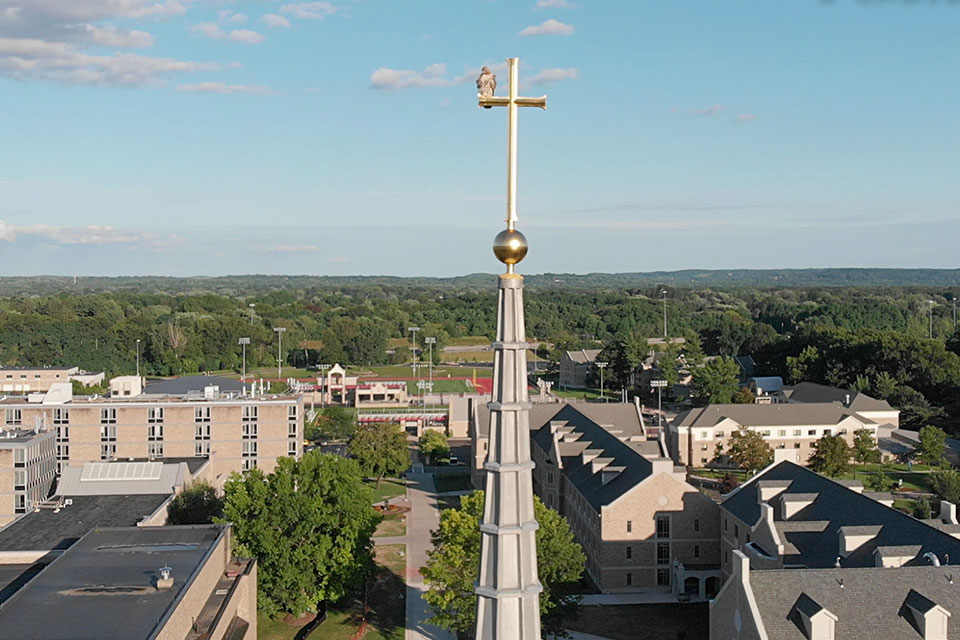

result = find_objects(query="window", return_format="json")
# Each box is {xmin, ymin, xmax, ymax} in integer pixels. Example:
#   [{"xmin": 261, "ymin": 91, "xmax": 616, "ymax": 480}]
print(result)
[
  {"xmin": 626, "ymin": 573, "xmax": 632, "ymax": 587},
  {"xmin": 794, "ymin": 442, "xmax": 802, "ymax": 448},
  {"xmin": 147, "ymin": 407, "xmax": 163, "ymax": 423},
  {"xmin": 147, "ymin": 424, "xmax": 163, "ymax": 440},
  {"xmin": 288, "ymin": 422, "xmax": 298, "ymax": 438},
  {"xmin": 242, "ymin": 440, "xmax": 258, "ymax": 456},
  {"xmin": 53, "ymin": 408, "xmax": 69, "ymax": 425},
  {"xmin": 100, "ymin": 443, "xmax": 116, "ymax": 460},
  {"xmin": 195, "ymin": 423, "xmax": 211, "ymax": 439},
  {"xmin": 14, "ymin": 448, "xmax": 24, "ymax": 466},
  {"xmin": 808, "ymin": 429, "xmax": 817, "ymax": 436},
  {"xmin": 839, "ymin": 428, "xmax": 848, "ymax": 435},
  {"xmin": 760, "ymin": 430, "xmax": 771, "ymax": 437},
  {"xmin": 793, "ymin": 429, "xmax": 802, "ymax": 436},
  {"xmin": 243, "ymin": 406, "xmax": 258, "ymax": 421},
  {"xmin": 288, "ymin": 440, "xmax": 298, "ymax": 456},
  {"xmin": 14, "ymin": 469, "xmax": 25, "ymax": 490},
  {"xmin": 725, "ymin": 551, "xmax": 729, "ymax": 565},
  {"xmin": 547, "ymin": 471, "xmax": 554, "ymax": 484},
  {"xmin": 242, "ymin": 458, "xmax": 257, "ymax": 471},
  {"xmin": 656, "ymin": 516, "xmax": 670, "ymax": 539},
  {"xmin": 734, "ymin": 525, "xmax": 739, "ymax": 538},
  {"xmin": 694, "ymin": 545, "xmax": 701, "ymax": 559},
  {"xmin": 148, "ymin": 441, "xmax": 163, "ymax": 458},
  {"xmin": 195, "ymin": 441, "xmax": 210, "ymax": 457},
  {"xmin": 701, "ymin": 457, "xmax": 708, "ymax": 464},
  {"xmin": 694, "ymin": 518, "xmax": 700, "ymax": 533},
  {"xmin": 778, "ymin": 429, "xmax": 786, "ymax": 437},
  {"xmin": 100, "ymin": 425, "xmax": 117, "ymax": 441},
  {"xmin": 288, "ymin": 405, "xmax": 298, "ymax": 420},
  {"xmin": 700, "ymin": 444, "xmax": 708, "ymax": 451},
  {"xmin": 626, "ymin": 520, "xmax": 632, "ymax": 533},
  {"xmin": 823, "ymin": 429, "xmax": 832, "ymax": 436},
  {"xmin": 242, "ymin": 422, "xmax": 258, "ymax": 439},
  {"xmin": 716, "ymin": 430, "xmax": 724, "ymax": 439},
  {"xmin": 724, "ymin": 518, "xmax": 728, "ymax": 532},
  {"xmin": 657, "ymin": 542, "xmax": 670, "ymax": 565},
  {"xmin": 56, "ymin": 425, "xmax": 69, "ymax": 441},
  {"xmin": 656, "ymin": 569, "xmax": 670, "ymax": 586},
  {"xmin": 100, "ymin": 408, "xmax": 117, "ymax": 424},
  {"xmin": 700, "ymin": 431, "xmax": 709, "ymax": 440},
  {"xmin": 195, "ymin": 406, "xmax": 211, "ymax": 422},
  {"xmin": 5, "ymin": 408, "xmax": 22, "ymax": 426},
  {"xmin": 15, "ymin": 494, "xmax": 26, "ymax": 514},
  {"xmin": 626, "ymin": 546, "xmax": 632, "ymax": 559}
]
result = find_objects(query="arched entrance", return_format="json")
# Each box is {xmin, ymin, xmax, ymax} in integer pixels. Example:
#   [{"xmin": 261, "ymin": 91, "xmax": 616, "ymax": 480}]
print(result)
[{"xmin": 706, "ymin": 576, "xmax": 720, "ymax": 598}]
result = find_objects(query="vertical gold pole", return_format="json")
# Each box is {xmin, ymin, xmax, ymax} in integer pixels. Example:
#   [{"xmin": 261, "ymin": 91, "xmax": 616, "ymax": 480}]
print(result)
[{"xmin": 506, "ymin": 57, "xmax": 518, "ymax": 232}]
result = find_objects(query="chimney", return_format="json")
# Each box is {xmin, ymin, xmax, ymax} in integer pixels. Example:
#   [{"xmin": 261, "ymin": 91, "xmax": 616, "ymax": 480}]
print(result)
[
  {"xmin": 156, "ymin": 566, "xmax": 174, "ymax": 591},
  {"xmin": 942, "ymin": 501, "xmax": 958, "ymax": 525},
  {"xmin": 732, "ymin": 549, "xmax": 751, "ymax": 587}
]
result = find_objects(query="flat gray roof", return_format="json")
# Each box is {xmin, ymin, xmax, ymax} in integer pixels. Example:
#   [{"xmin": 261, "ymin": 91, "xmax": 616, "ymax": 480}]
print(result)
[
  {"xmin": 0, "ymin": 525, "xmax": 226, "ymax": 640},
  {"xmin": 142, "ymin": 375, "xmax": 244, "ymax": 395}
]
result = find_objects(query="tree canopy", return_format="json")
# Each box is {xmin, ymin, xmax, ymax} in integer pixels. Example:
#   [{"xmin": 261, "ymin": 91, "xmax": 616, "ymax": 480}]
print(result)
[
  {"xmin": 726, "ymin": 428, "xmax": 774, "ymax": 472},
  {"xmin": 220, "ymin": 452, "xmax": 378, "ymax": 617},
  {"xmin": 852, "ymin": 428, "xmax": 881, "ymax": 465},
  {"xmin": 690, "ymin": 356, "xmax": 741, "ymax": 405},
  {"xmin": 167, "ymin": 480, "xmax": 223, "ymax": 525},
  {"xmin": 917, "ymin": 425, "xmax": 948, "ymax": 466},
  {"xmin": 807, "ymin": 435, "xmax": 852, "ymax": 477},
  {"xmin": 421, "ymin": 491, "xmax": 585, "ymax": 638},
  {"xmin": 349, "ymin": 422, "xmax": 411, "ymax": 486},
  {"xmin": 419, "ymin": 429, "xmax": 450, "ymax": 466}
]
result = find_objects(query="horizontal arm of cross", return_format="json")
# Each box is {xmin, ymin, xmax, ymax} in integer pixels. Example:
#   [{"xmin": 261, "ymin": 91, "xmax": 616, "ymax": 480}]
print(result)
[{"xmin": 478, "ymin": 96, "xmax": 547, "ymax": 109}]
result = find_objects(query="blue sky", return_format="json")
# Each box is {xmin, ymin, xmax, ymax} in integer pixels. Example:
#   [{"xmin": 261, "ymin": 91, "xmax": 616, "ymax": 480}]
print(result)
[{"xmin": 1, "ymin": 0, "xmax": 959, "ymax": 277}]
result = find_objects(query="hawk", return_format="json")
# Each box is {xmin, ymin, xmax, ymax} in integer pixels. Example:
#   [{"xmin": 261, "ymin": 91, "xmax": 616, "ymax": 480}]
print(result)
[{"xmin": 476, "ymin": 66, "xmax": 496, "ymax": 108}]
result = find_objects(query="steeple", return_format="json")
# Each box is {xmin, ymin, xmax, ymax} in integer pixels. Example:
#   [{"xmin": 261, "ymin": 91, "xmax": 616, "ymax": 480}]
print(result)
[{"xmin": 475, "ymin": 57, "xmax": 545, "ymax": 640}]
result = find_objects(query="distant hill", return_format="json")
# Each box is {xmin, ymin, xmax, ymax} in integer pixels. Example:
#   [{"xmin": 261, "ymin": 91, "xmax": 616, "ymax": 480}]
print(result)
[{"xmin": 0, "ymin": 269, "xmax": 958, "ymax": 296}]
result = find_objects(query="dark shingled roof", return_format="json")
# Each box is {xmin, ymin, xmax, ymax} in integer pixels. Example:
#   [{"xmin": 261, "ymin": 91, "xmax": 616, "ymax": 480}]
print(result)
[
  {"xmin": 751, "ymin": 566, "xmax": 960, "ymax": 639},
  {"xmin": 531, "ymin": 404, "xmax": 656, "ymax": 510},
  {"xmin": 0, "ymin": 525, "xmax": 226, "ymax": 640},
  {"xmin": 0, "ymin": 494, "xmax": 171, "ymax": 552},
  {"xmin": 783, "ymin": 382, "xmax": 895, "ymax": 413},
  {"xmin": 723, "ymin": 461, "xmax": 960, "ymax": 569},
  {"xmin": 673, "ymin": 402, "xmax": 874, "ymax": 428},
  {"xmin": 142, "ymin": 375, "xmax": 243, "ymax": 395}
]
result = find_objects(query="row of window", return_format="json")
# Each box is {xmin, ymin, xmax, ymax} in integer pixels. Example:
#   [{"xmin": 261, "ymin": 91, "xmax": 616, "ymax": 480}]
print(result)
[
  {"xmin": 624, "ymin": 569, "xmax": 671, "ymax": 587},
  {"xmin": 697, "ymin": 427, "xmax": 852, "ymax": 440}
]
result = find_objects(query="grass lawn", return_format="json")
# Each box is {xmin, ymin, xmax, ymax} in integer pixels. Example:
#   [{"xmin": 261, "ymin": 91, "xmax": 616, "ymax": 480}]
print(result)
[
  {"xmin": 406, "ymin": 379, "xmax": 471, "ymax": 395},
  {"xmin": 374, "ymin": 514, "xmax": 407, "ymax": 538},
  {"xmin": 553, "ymin": 388, "xmax": 604, "ymax": 400},
  {"xmin": 566, "ymin": 603, "xmax": 709, "ymax": 640},
  {"xmin": 367, "ymin": 478, "xmax": 407, "ymax": 503},
  {"xmin": 690, "ymin": 468, "xmax": 750, "ymax": 481},
  {"xmin": 841, "ymin": 471, "xmax": 933, "ymax": 493},
  {"xmin": 893, "ymin": 498, "xmax": 918, "ymax": 513},
  {"xmin": 446, "ymin": 336, "xmax": 491, "ymax": 346},
  {"xmin": 433, "ymin": 474, "xmax": 474, "ymax": 493}
]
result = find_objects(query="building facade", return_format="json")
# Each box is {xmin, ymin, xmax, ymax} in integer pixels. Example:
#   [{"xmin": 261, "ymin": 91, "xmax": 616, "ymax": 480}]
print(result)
[
  {"xmin": 0, "ymin": 366, "xmax": 104, "ymax": 393},
  {"xmin": 0, "ymin": 428, "xmax": 56, "ymax": 526},
  {"xmin": 559, "ymin": 349, "xmax": 602, "ymax": 389},
  {"xmin": 669, "ymin": 402, "xmax": 879, "ymax": 468},
  {"xmin": 0, "ymin": 388, "xmax": 303, "ymax": 484}
]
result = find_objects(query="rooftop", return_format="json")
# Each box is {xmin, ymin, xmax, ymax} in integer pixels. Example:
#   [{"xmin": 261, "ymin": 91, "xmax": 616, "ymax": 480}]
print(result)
[
  {"xmin": 750, "ymin": 565, "xmax": 960, "ymax": 639},
  {"xmin": 564, "ymin": 349, "xmax": 602, "ymax": 365},
  {"xmin": 0, "ymin": 428, "xmax": 52, "ymax": 445},
  {"xmin": 723, "ymin": 461, "xmax": 960, "ymax": 569},
  {"xmin": 782, "ymin": 382, "xmax": 896, "ymax": 413},
  {"xmin": 0, "ymin": 366, "xmax": 77, "ymax": 372},
  {"xmin": 0, "ymin": 525, "xmax": 227, "ymax": 640},
  {"xmin": 673, "ymin": 402, "xmax": 876, "ymax": 429},
  {"xmin": 142, "ymin": 375, "xmax": 244, "ymax": 396},
  {"xmin": 57, "ymin": 461, "xmax": 188, "ymax": 496},
  {"xmin": 0, "ymin": 494, "xmax": 171, "ymax": 552}
]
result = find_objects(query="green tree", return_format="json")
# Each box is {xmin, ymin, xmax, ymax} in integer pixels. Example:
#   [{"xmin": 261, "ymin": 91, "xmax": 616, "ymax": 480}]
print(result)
[
  {"xmin": 917, "ymin": 425, "xmax": 948, "ymax": 466},
  {"xmin": 786, "ymin": 345, "xmax": 820, "ymax": 384},
  {"xmin": 349, "ymin": 422, "xmax": 411, "ymax": 486},
  {"xmin": 726, "ymin": 428, "xmax": 773, "ymax": 472},
  {"xmin": 221, "ymin": 452, "xmax": 378, "ymax": 618},
  {"xmin": 690, "ymin": 356, "xmax": 740, "ymax": 405},
  {"xmin": 732, "ymin": 386, "xmax": 755, "ymax": 404},
  {"xmin": 422, "ymin": 491, "xmax": 585, "ymax": 638},
  {"xmin": 930, "ymin": 470, "xmax": 960, "ymax": 503},
  {"xmin": 808, "ymin": 435, "xmax": 851, "ymax": 477},
  {"xmin": 310, "ymin": 406, "xmax": 356, "ymax": 441},
  {"xmin": 167, "ymin": 480, "xmax": 224, "ymax": 525},
  {"xmin": 865, "ymin": 472, "xmax": 896, "ymax": 493},
  {"xmin": 852, "ymin": 428, "xmax": 881, "ymax": 464},
  {"xmin": 419, "ymin": 429, "xmax": 450, "ymax": 465},
  {"xmin": 913, "ymin": 498, "xmax": 933, "ymax": 519}
]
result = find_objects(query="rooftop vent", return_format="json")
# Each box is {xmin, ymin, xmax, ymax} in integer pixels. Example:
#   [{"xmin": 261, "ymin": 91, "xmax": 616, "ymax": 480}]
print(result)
[{"xmin": 156, "ymin": 565, "xmax": 174, "ymax": 591}]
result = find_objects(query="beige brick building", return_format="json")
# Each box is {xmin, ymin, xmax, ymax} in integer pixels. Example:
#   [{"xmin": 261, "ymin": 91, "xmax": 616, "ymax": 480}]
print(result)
[
  {"xmin": 0, "ymin": 384, "xmax": 303, "ymax": 485},
  {"xmin": 473, "ymin": 401, "xmax": 721, "ymax": 598},
  {"xmin": 669, "ymin": 402, "xmax": 881, "ymax": 469},
  {"xmin": 0, "ymin": 428, "xmax": 56, "ymax": 526},
  {"xmin": 0, "ymin": 366, "xmax": 104, "ymax": 393}
]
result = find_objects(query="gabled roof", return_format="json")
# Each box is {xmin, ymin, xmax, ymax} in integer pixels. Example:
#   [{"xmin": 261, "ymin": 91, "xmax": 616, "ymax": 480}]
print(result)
[
  {"xmin": 564, "ymin": 349, "xmax": 602, "ymax": 365},
  {"xmin": 751, "ymin": 566, "xmax": 960, "ymax": 639},
  {"xmin": 530, "ymin": 404, "xmax": 658, "ymax": 510},
  {"xmin": 723, "ymin": 461, "xmax": 960, "ymax": 569},
  {"xmin": 673, "ymin": 402, "xmax": 876, "ymax": 429},
  {"xmin": 783, "ymin": 382, "xmax": 896, "ymax": 413}
]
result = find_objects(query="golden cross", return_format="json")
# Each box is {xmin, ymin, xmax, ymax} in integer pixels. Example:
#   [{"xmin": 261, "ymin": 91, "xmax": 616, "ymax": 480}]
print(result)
[{"xmin": 478, "ymin": 57, "xmax": 546, "ymax": 231}]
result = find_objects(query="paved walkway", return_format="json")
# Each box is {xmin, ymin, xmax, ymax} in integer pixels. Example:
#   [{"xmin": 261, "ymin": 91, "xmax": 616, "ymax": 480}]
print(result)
[{"xmin": 374, "ymin": 464, "xmax": 452, "ymax": 640}]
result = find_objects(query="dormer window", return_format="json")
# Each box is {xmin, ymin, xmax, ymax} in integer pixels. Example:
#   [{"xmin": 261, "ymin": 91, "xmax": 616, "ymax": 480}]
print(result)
[
  {"xmin": 792, "ymin": 593, "xmax": 837, "ymax": 640},
  {"xmin": 903, "ymin": 589, "xmax": 951, "ymax": 640}
]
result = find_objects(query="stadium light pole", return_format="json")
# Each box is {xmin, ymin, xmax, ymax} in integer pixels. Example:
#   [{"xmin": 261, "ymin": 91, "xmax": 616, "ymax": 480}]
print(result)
[
  {"xmin": 407, "ymin": 326, "xmax": 421, "ymax": 399},
  {"xmin": 274, "ymin": 327, "xmax": 286, "ymax": 380},
  {"xmin": 425, "ymin": 337, "xmax": 436, "ymax": 404},
  {"xmin": 596, "ymin": 361, "xmax": 608, "ymax": 403},
  {"xmin": 249, "ymin": 303, "xmax": 255, "ymax": 326},
  {"xmin": 662, "ymin": 290, "xmax": 668, "ymax": 339},
  {"xmin": 136, "ymin": 339, "xmax": 141, "ymax": 378},
  {"xmin": 651, "ymin": 379, "xmax": 668, "ymax": 429},
  {"xmin": 239, "ymin": 338, "xmax": 250, "ymax": 394}
]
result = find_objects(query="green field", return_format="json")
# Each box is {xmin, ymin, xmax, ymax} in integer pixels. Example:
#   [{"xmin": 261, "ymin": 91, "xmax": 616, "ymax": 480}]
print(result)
[
  {"xmin": 374, "ymin": 514, "xmax": 407, "ymax": 538},
  {"xmin": 446, "ymin": 336, "xmax": 491, "ymax": 346},
  {"xmin": 367, "ymin": 478, "xmax": 407, "ymax": 503}
]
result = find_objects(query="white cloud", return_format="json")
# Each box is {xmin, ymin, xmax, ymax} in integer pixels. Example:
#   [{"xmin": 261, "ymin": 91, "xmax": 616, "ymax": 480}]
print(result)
[
  {"xmin": 0, "ymin": 36, "xmax": 216, "ymax": 85},
  {"xmin": 519, "ymin": 18, "xmax": 573, "ymax": 36},
  {"xmin": 692, "ymin": 105, "xmax": 723, "ymax": 116},
  {"xmin": 736, "ymin": 113, "xmax": 757, "ymax": 122},
  {"xmin": 0, "ymin": 218, "xmax": 179, "ymax": 246},
  {"xmin": 217, "ymin": 10, "xmax": 248, "ymax": 24},
  {"xmin": 261, "ymin": 244, "xmax": 322, "ymax": 254},
  {"xmin": 527, "ymin": 66, "xmax": 577, "ymax": 85},
  {"xmin": 260, "ymin": 13, "xmax": 290, "ymax": 28},
  {"xmin": 177, "ymin": 81, "xmax": 270, "ymax": 94},
  {"xmin": 535, "ymin": 0, "xmax": 576, "ymax": 7},
  {"xmin": 83, "ymin": 24, "xmax": 154, "ymax": 48},
  {"xmin": 190, "ymin": 21, "xmax": 222, "ymax": 39},
  {"xmin": 370, "ymin": 63, "xmax": 448, "ymax": 90},
  {"xmin": 228, "ymin": 29, "xmax": 264, "ymax": 44},
  {"xmin": 279, "ymin": 2, "xmax": 338, "ymax": 19}
]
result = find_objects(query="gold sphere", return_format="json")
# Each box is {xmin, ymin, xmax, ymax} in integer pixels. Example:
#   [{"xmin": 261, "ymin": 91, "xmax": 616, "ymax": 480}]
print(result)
[{"xmin": 492, "ymin": 228, "xmax": 528, "ymax": 265}]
